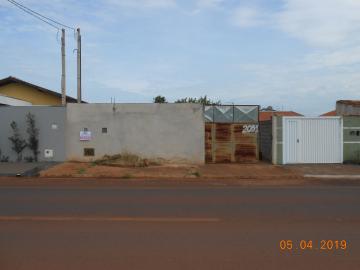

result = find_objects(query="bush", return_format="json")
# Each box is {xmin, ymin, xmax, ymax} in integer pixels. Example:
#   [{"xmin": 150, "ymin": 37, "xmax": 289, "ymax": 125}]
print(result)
[
  {"xmin": 175, "ymin": 95, "xmax": 221, "ymax": 105},
  {"xmin": 0, "ymin": 149, "xmax": 9, "ymax": 162},
  {"xmin": 26, "ymin": 113, "xmax": 40, "ymax": 162},
  {"xmin": 8, "ymin": 121, "xmax": 27, "ymax": 162},
  {"xmin": 153, "ymin": 95, "xmax": 167, "ymax": 103}
]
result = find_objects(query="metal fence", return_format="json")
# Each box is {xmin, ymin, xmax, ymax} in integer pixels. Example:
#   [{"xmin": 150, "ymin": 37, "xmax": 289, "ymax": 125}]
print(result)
[{"xmin": 204, "ymin": 105, "xmax": 259, "ymax": 123}]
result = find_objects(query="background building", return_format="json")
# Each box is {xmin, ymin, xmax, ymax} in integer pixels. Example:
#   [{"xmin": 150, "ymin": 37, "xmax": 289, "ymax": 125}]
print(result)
[{"xmin": 0, "ymin": 76, "xmax": 81, "ymax": 106}]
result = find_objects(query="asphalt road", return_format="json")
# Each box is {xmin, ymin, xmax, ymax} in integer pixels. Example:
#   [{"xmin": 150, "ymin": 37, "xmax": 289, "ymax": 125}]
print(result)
[{"xmin": 0, "ymin": 181, "xmax": 359, "ymax": 269}]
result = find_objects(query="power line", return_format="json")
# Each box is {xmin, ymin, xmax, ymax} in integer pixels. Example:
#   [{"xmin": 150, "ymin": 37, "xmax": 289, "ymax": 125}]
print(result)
[
  {"xmin": 6, "ymin": 0, "xmax": 75, "ymax": 31},
  {"xmin": 6, "ymin": 0, "xmax": 59, "ymax": 30}
]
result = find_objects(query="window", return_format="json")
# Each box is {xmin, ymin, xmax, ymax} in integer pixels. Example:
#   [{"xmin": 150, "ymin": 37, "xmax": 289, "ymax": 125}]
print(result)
[
  {"xmin": 350, "ymin": 130, "xmax": 360, "ymax": 136},
  {"xmin": 84, "ymin": 148, "xmax": 95, "ymax": 156},
  {"xmin": 102, "ymin": 127, "xmax": 108, "ymax": 134},
  {"xmin": 83, "ymin": 128, "xmax": 88, "ymax": 132}
]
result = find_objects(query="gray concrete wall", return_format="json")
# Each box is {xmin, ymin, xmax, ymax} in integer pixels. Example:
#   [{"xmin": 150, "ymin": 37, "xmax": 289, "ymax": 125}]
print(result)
[
  {"xmin": 66, "ymin": 103, "xmax": 205, "ymax": 163},
  {"xmin": 343, "ymin": 116, "xmax": 360, "ymax": 163},
  {"xmin": 0, "ymin": 106, "xmax": 66, "ymax": 162},
  {"xmin": 259, "ymin": 120, "xmax": 272, "ymax": 162},
  {"xmin": 272, "ymin": 116, "xmax": 283, "ymax": 165}
]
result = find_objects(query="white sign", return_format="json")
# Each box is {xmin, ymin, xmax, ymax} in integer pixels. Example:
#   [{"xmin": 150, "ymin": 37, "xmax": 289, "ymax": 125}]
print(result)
[
  {"xmin": 80, "ymin": 131, "xmax": 92, "ymax": 141},
  {"xmin": 242, "ymin": 124, "xmax": 259, "ymax": 134},
  {"xmin": 44, "ymin": 149, "xmax": 54, "ymax": 158}
]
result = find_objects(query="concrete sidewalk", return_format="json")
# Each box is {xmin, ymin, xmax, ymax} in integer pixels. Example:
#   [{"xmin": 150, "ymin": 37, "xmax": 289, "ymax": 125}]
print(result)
[{"xmin": 0, "ymin": 162, "xmax": 58, "ymax": 176}]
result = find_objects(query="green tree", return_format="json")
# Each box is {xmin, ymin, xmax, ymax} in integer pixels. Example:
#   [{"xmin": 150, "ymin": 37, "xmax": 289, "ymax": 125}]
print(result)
[
  {"xmin": 8, "ymin": 121, "xmax": 27, "ymax": 162},
  {"xmin": 260, "ymin": 106, "xmax": 275, "ymax": 111},
  {"xmin": 153, "ymin": 95, "xmax": 167, "ymax": 103},
  {"xmin": 26, "ymin": 113, "xmax": 40, "ymax": 162},
  {"xmin": 175, "ymin": 95, "xmax": 221, "ymax": 105}
]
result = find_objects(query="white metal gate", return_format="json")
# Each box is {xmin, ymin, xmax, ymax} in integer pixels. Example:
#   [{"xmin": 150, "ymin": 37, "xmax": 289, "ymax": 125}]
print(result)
[{"xmin": 283, "ymin": 117, "xmax": 343, "ymax": 164}]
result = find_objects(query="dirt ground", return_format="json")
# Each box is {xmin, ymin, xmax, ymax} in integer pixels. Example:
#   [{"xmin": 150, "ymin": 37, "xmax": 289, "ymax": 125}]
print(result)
[{"xmin": 39, "ymin": 162, "xmax": 360, "ymax": 180}]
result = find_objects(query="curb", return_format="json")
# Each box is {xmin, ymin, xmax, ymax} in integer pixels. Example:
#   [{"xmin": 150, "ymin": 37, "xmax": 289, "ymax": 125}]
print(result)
[{"xmin": 304, "ymin": 174, "xmax": 360, "ymax": 179}]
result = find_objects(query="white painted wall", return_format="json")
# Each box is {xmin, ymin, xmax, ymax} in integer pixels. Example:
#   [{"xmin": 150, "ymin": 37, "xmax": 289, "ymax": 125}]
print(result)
[{"xmin": 0, "ymin": 94, "xmax": 32, "ymax": 106}]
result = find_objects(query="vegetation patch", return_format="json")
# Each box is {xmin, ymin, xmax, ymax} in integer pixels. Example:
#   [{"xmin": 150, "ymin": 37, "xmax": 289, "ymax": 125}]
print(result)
[
  {"xmin": 89, "ymin": 162, "xmax": 97, "ymax": 167},
  {"xmin": 0, "ymin": 149, "xmax": 9, "ymax": 162},
  {"xmin": 8, "ymin": 121, "xmax": 27, "ymax": 162},
  {"xmin": 94, "ymin": 153, "xmax": 163, "ymax": 168},
  {"xmin": 77, "ymin": 168, "xmax": 86, "ymax": 175}
]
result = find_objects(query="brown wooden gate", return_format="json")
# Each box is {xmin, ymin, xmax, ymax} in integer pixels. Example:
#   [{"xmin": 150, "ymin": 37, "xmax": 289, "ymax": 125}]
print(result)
[{"xmin": 205, "ymin": 123, "xmax": 258, "ymax": 163}]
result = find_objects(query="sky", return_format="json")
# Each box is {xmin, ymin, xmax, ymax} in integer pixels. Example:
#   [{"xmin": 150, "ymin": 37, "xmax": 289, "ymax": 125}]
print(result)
[{"xmin": 1, "ymin": 0, "xmax": 360, "ymax": 115}]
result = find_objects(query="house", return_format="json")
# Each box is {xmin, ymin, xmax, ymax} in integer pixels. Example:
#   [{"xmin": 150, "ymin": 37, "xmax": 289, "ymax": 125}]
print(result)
[
  {"xmin": 259, "ymin": 110, "xmax": 303, "ymax": 122},
  {"xmin": 320, "ymin": 110, "xmax": 336, "ymax": 117},
  {"xmin": 336, "ymin": 100, "xmax": 360, "ymax": 116},
  {"xmin": 0, "ymin": 76, "xmax": 82, "ymax": 106},
  {"xmin": 320, "ymin": 100, "xmax": 360, "ymax": 117}
]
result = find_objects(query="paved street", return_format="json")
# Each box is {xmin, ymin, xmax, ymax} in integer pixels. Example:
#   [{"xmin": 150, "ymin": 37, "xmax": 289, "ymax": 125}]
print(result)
[{"xmin": 0, "ymin": 180, "xmax": 359, "ymax": 269}]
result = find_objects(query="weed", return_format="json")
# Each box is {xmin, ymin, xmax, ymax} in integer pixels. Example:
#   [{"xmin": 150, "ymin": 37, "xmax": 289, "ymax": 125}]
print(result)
[
  {"xmin": 94, "ymin": 153, "xmax": 162, "ymax": 167},
  {"xmin": 77, "ymin": 168, "xmax": 86, "ymax": 174},
  {"xmin": 89, "ymin": 162, "xmax": 97, "ymax": 167}
]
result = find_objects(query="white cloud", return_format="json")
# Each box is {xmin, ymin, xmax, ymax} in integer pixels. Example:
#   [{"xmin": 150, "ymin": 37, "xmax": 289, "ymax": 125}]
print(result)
[
  {"xmin": 229, "ymin": 0, "xmax": 360, "ymax": 48},
  {"xmin": 304, "ymin": 47, "xmax": 360, "ymax": 69},
  {"xmin": 185, "ymin": 0, "xmax": 224, "ymax": 15},
  {"xmin": 106, "ymin": 0, "xmax": 177, "ymax": 9},
  {"xmin": 230, "ymin": 6, "xmax": 266, "ymax": 28},
  {"xmin": 196, "ymin": 0, "xmax": 224, "ymax": 8},
  {"xmin": 226, "ymin": 62, "xmax": 360, "ymax": 115},
  {"xmin": 277, "ymin": 0, "xmax": 360, "ymax": 47}
]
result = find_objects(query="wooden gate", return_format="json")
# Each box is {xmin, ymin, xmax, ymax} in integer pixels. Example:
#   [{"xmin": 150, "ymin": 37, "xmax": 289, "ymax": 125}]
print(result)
[{"xmin": 205, "ymin": 123, "xmax": 258, "ymax": 163}]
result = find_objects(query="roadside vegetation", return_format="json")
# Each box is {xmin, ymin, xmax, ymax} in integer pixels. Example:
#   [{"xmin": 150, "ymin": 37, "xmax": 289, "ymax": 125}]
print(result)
[
  {"xmin": 26, "ymin": 113, "xmax": 40, "ymax": 162},
  {"xmin": 5, "ymin": 113, "xmax": 40, "ymax": 162},
  {"xmin": 153, "ymin": 95, "xmax": 221, "ymax": 105},
  {"xmin": 0, "ymin": 149, "xmax": 9, "ymax": 162},
  {"xmin": 93, "ymin": 153, "xmax": 163, "ymax": 167},
  {"xmin": 8, "ymin": 121, "xmax": 27, "ymax": 162},
  {"xmin": 77, "ymin": 168, "xmax": 86, "ymax": 175}
]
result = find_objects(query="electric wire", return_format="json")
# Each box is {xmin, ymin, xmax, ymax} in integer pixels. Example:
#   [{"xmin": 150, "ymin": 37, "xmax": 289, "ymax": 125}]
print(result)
[
  {"xmin": 6, "ymin": 0, "xmax": 59, "ymax": 30},
  {"xmin": 6, "ymin": 0, "xmax": 75, "ymax": 31}
]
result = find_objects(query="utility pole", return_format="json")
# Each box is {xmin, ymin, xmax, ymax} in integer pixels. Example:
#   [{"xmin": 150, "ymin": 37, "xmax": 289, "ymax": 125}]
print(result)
[
  {"xmin": 77, "ymin": 28, "xmax": 82, "ymax": 103},
  {"xmin": 61, "ymin": 28, "xmax": 66, "ymax": 106}
]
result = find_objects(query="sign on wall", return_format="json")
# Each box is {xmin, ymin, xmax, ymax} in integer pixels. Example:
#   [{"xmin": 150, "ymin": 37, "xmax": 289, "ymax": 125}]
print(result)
[
  {"xmin": 242, "ymin": 124, "xmax": 259, "ymax": 134},
  {"xmin": 80, "ymin": 131, "xmax": 91, "ymax": 141}
]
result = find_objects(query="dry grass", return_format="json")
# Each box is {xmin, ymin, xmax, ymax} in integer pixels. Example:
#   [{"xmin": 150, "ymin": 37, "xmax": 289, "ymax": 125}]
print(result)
[{"xmin": 93, "ymin": 153, "xmax": 164, "ymax": 168}]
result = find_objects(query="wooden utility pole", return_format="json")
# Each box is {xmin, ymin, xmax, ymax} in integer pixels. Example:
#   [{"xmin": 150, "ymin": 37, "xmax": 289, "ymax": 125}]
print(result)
[
  {"xmin": 61, "ymin": 28, "xmax": 66, "ymax": 106},
  {"xmin": 77, "ymin": 28, "xmax": 82, "ymax": 103}
]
